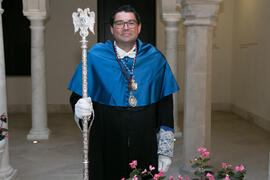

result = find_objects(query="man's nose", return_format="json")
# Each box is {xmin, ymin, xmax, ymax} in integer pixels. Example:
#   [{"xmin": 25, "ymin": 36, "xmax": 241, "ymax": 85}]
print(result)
[{"xmin": 123, "ymin": 23, "xmax": 129, "ymax": 29}]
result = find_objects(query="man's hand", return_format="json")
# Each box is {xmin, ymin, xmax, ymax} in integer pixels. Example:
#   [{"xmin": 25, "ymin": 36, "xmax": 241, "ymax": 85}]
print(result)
[
  {"xmin": 158, "ymin": 154, "xmax": 172, "ymax": 172},
  {"xmin": 75, "ymin": 97, "xmax": 93, "ymax": 119}
]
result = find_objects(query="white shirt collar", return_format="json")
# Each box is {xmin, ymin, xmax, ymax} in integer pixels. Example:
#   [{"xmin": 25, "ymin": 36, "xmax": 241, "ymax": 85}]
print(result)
[{"xmin": 114, "ymin": 41, "xmax": 136, "ymax": 59}]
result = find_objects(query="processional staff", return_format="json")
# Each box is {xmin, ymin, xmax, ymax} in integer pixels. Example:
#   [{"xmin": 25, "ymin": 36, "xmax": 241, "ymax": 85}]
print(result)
[{"xmin": 72, "ymin": 8, "xmax": 95, "ymax": 180}]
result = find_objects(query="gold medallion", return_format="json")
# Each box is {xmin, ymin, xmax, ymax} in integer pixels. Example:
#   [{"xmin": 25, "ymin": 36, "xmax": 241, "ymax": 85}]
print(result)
[
  {"xmin": 130, "ymin": 79, "xmax": 138, "ymax": 91},
  {"xmin": 129, "ymin": 92, "xmax": 137, "ymax": 107}
]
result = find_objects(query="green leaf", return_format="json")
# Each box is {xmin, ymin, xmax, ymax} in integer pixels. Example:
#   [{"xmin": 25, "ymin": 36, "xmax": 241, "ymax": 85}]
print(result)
[
  {"xmin": 203, "ymin": 165, "xmax": 213, "ymax": 170},
  {"xmin": 191, "ymin": 163, "xmax": 200, "ymax": 168},
  {"xmin": 216, "ymin": 170, "xmax": 226, "ymax": 176},
  {"xmin": 194, "ymin": 171, "xmax": 204, "ymax": 177},
  {"xmin": 204, "ymin": 170, "xmax": 213, "ymax": 175},
  {"xmin": 202, "ymin": 158, "xmax": 210, "ymax": 163},
  {"xmin": 129, "ymin": 169, "xmax": 141, "ymax": 178},
  {"xmin": 233, "ymin": 171, "xmax": 245, "ymax": 178},
  {"xmin": 159, "ymin": 176, "xmax": 166, "ymax": 180}
]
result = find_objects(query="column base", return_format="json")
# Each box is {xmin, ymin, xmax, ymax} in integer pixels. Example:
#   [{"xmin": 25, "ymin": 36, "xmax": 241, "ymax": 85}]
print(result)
[
  {"xmin": 0, "ymin": 167, "xmax": 18, "ymax": 180},
  {"xmin": 27, "ymin": 128, "xmax": 51, "ymax": 140}
]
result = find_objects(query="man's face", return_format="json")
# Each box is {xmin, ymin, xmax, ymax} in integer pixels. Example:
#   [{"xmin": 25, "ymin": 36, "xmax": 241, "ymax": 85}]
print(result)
[{"xmin": 110, "ymin": 11, "xmax": 141, "ymax": 44}]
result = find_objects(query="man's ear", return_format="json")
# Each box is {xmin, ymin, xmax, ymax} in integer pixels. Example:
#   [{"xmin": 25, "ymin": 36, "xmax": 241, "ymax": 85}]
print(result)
[
  {"xmin": 138, "ymin": 23, "xmax": 142, "ymax": 34},
  {"xmin": 110, "ymin": 26, "xmax": 114, "ymax": 35}
]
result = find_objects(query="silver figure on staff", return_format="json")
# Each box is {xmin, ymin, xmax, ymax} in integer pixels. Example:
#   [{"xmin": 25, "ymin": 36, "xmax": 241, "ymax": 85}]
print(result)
[{"xmin": 72, "ymin": 8, "xmax": 95, "ymax": 180}]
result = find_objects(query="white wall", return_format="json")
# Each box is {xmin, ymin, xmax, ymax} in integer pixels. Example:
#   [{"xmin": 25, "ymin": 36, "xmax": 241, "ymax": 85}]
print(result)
[
  {"xmin": 232, "ymin": 0, "xmax": 270, "ymax": 123},
  {"xmin": 6, "ymin": 77, "xmax": 31, "ymax": 105},
  {"xmin": 212, "ymin": 0, "xmax": 234, "ymax": 110}
]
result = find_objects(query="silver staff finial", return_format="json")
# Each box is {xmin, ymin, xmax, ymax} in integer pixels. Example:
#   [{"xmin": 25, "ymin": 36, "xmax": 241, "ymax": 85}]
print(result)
[{"xmin": 72, "ymin": 8, "xmax": 95, "ymax": 38}]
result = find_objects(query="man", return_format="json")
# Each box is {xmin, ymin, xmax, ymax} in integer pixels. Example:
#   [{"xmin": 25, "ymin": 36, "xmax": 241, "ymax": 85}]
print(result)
[{"xmin": 68, "ymin": 5, "xmax": 179, "ymax": 180}]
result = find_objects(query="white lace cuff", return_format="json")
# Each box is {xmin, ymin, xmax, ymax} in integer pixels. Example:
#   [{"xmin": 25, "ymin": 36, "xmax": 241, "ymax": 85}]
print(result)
[{"xmin": 157, "ymin": 128, "xmax": 174, "ymax": 157}]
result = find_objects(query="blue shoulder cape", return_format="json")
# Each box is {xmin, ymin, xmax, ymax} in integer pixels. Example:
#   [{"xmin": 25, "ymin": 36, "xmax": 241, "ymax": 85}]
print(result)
[{"xmin": 68, "ymin": 40, "xmax": 179, "ymax": 107}]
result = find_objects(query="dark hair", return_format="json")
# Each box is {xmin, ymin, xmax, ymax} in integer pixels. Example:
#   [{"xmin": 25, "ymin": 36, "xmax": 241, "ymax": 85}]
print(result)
[{"xmin": 110, "ymin": 5, "xmax": 141, "ymax": 27}]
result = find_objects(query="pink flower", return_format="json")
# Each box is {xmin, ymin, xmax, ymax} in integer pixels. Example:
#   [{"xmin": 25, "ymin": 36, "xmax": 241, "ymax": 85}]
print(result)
[
  {"xmin": 184, "ymin": 177, "xmax": 189, "ymax": 180},
  {"xmin": 225, "ymin": 175, "xmax": 230, "ymax": 180},
  {"xmin": 158, "ymin": 170, "xmax": 164, "ymax": 176},
  {"xmin": 235, "ymin": 164, "xmax": 245, "ymax": 172},
  {"xmin": 133, "ymin": 175, "xmax": 138, "ymax": 180},
  {"xmin": 206, "ymin": 173, "xmax": 215, "ymax": 180},
  {"xmin": 149, "ymin": 165, "xmax": 155, "ymax": 171},
  {"xmin": 153, "ymin": 174, "xmax": 161, "ymax": 180},
  {"xmin": 222, "ymin": 162, "xmax": 227, "ymax": 169},
  {"xmin": 121, "ymin": 178, "xmax": 125, "ymax": 180},
  {"xmin": 200, "ymin": 151, "xmax": 210, "ymax": 159},
  {"xmin": 198, "ymin": 147, "xmax": 207, "ymax": 153},
  {"xmin": 141, "ymin": 169, "xmax": 147, "ymax": 175},
  {"xmin": 222, "ymin": 163, "xmax": 232, "ymax": 169},
  {"xmin": 204, "ymin": 151, "xmax": 210, "ymax": 158},
  {"xmin": 169, "ymin": 176, "xmax": 174, "ymax": 180},
  {"xmin": 153, "ymin": 170, "xmax": 165, "ymax": 180},
  {"xmin": 177, "ymin": 175, "xmax": 183, "ymax": 180},
  {"xmin": 129, "ymin": 160, "xmax": 137, "ymax": 169},
  {"xmin": 198, "ymin": 147, "xmax": 210, "ymax": 158}
]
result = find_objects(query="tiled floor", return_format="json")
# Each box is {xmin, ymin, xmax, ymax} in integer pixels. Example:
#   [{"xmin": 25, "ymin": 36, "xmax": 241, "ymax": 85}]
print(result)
[{"xmin": 8, "ymin": 112, "xmax": 270, "ymax": 180}]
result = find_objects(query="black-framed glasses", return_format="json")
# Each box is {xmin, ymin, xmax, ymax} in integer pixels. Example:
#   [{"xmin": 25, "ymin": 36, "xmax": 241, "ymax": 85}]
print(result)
[{"xmin": 113, "ymin": 20, "xmax": 138, "ymax": 29}]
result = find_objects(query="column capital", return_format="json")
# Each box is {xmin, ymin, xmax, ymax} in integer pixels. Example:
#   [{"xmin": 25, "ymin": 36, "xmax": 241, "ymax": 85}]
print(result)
[
  {"xmin": 162, "ymin": 13, "xmax": 181, "ymax": 22},
  {"xmin": 181, "ymin": 0, "xmax": 222, "ymax": 26},
  {"xmin": 23, "ymin": 0, "xmax": 49, "ymax": 20},
  {"xmin": 160, "ymin": 0, "xmax": 181, "ymax": 22}
]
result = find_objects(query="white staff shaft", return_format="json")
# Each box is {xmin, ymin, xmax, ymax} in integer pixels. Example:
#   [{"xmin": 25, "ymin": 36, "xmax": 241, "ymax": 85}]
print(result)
[{"xmin": 81, "ymin": 37, "xmax": 89, "ymax": 180}]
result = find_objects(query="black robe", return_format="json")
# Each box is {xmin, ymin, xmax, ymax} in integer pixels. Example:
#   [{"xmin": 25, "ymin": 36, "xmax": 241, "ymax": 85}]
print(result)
[{"xmin": 70, "ymin": 92, "xmax": 174, "ymax": 180}]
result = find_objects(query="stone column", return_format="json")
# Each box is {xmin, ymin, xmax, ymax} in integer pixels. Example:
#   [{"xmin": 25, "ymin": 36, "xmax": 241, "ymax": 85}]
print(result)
[
  {"xmin": 181, "ymin": 0, "xmax": 222, "ymax": 171},
  {"xmin": 28, "ymin": 17, "xmax": 50, "ymax": 140},
  {"xmin": 23, "ymin": 0, "xmax": 50, "ymax": 140},
  {"xmin": 0, "ymin": 0, "xmax": 17, "ymax": 179},
  {"xmin": 162, "ymin": 13, "xmax": 182, "ymax": 137}
]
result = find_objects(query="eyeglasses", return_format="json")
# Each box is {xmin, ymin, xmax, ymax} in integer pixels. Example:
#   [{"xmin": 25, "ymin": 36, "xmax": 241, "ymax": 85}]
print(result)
[{"xmin": 113, "ymin": 20, "xmax": 138, "ymax": 29}]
